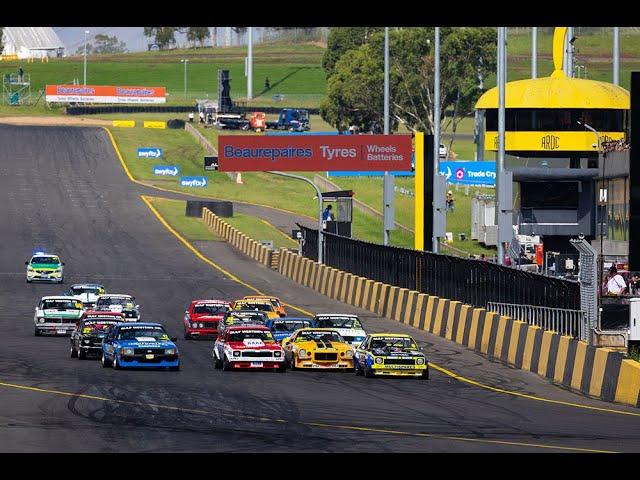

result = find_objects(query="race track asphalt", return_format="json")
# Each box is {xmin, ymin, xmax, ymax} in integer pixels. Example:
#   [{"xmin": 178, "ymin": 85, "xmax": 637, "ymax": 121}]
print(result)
[{"xmin": 1, "ymin": 124, "xmax": 640, "ymax": 453}]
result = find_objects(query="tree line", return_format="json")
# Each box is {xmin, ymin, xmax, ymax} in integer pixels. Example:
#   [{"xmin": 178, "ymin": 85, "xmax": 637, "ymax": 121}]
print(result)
[{"xmin": 319, "ymin": 27, "xmax": 497, "ymax": 137}]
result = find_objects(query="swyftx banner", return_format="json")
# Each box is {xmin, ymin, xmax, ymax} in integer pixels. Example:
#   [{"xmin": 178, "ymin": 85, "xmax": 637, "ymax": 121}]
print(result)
[
  {"xmin": 153, "ymin": 165, "xmax": 180, "ymax": 176},
  {"xmin": 218, "ymin": 135, "xmax": 412, "ymax": 172},
  {"xmin": 180, "ymin": 176, "xmax": 208, "ymax": 187},
  {"xmin": 138, "ymin": 147, "xmax": 163, "ymax": 158}
]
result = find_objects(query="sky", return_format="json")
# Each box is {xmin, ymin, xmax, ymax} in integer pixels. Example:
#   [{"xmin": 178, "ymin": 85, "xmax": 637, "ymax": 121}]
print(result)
[{"xmin": 53, "ymin": 27, "xmax": 189, "ymax": 53}]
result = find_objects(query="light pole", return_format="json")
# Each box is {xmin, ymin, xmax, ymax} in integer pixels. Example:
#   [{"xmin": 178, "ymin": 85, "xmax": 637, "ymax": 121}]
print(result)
[
  {"xmin": 247, "ymin": 27, "xmax": 253, "ymax": 100},
  {"xmin": 181, "ymin": 59, "xmax": 189, "ymax": 99},
  {"xmin": 83, "ymin": 30, "xmax": 90, "ymax": 86},
  {"xmin": 383, "ymin": 26, "xmax": 393, "ymax": 246},
  {"xmin": 267, "ymin": 171, "xmax": 324, "ymax": 264},
  {"xmin": 613, "ymin": 27, "xmax": 620, "ymax": 85},
  {"xmin": 578, "ymin": 120, "xmax": 605, "ymax": 316},
  {"xmin": 433, "ymin": 26, "xmax": 441, "ymax": 253},
  {"xmin": 532, "ymin": 27, "xmax": 537, "ymax": 79}
]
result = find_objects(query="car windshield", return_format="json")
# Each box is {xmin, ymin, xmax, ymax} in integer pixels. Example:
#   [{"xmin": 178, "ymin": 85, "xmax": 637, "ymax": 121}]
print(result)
[
  {"xmin": 370, "ymin": 337, "xmax": 418, "ymax": 350},
  {"xmin": 236, "ymin": 302, "xmax": 273, "ymax": 312},
  {"xmin": 296, "ymin": 331, "xmax": 344, "ymax": 343},
  {"xmin": 42, "ymin": 299, "xmax": 82, "ymax": 310},
  {"xmin": 273, "ymin": 320, "xmax": 311, "ymax": 332},
  {"xmin": 228, "ymin": 314, "xmax": 265, "ymax": 325},
  {"xmin": 32, "ymin": 256, "xmax": 59, "ymax": 265},
  {"xmin": 315, "ymin": 316, "xmax": 362, "ymax": 329},
  {"xmin": 193, "ymin": 304, "xmax": 228, "ymax": 315},
  {"xmin": 71, "ymin": 286, "xmax": 102, "ymax": 295},
  {"xmin": 97, "ymin": 297, "xmax": 132, "ymax": 307},
  {"xmin": 246, "ymin": 297, "xmax": 280, "ymax": 307},
  {"xmin": 117, "ymin": 326, "xmax": 169, "ymax": 341},
  {"xmin": 82, "ymin": 320, "xmax": 118, "ymax": 333},
  {"xmin": 228, "ymin": 330, "xmax": 274, "ymax": 342}
]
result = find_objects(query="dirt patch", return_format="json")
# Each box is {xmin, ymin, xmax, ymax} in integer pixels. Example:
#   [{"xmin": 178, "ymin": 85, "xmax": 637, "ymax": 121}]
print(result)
[{"xmin": 0, "ymin": 116, "xmax": 111, "ymax": 127}]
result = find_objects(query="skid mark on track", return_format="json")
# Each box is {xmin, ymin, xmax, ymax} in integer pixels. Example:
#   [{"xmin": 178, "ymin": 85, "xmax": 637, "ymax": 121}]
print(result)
[{"xmin": 0, "ymin": 379, "xmax": 615, "ymax": 453}]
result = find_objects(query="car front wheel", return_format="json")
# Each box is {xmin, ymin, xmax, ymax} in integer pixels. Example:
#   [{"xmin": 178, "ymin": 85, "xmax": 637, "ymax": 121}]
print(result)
[
  {"xmin": 222, "ymin": 356, "xmax": 232, "ymax": 371},
  {"xmin": 78, "ymin": 347, "xmax": 86, "ymax": 360},
  {"xmin": 70, "ymin": 344, "xmax": 77, "ymax": 358},
  {"xmin": 101, "ymin": 352, "xmax": 112, "ymax": 368}
]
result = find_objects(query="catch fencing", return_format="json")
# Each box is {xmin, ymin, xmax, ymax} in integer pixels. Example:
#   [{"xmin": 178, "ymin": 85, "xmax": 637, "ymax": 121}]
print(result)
[
  {"xmin": 487, "ymin": 302, "xmax": 587, "ymax": 339},
  {"xmin": 299, "ymin": 226, "xmax": 581, "ymax": 311}
]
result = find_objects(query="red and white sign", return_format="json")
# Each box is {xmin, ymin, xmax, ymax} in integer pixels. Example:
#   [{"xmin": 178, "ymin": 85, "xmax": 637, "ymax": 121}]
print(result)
[
  {"xmin": 218, "ymin": 135, "xmax": 412, "ymax": 172},
  {"xmin": 45, "ymin": 85, "xmax": 166, "ymax": 104}
]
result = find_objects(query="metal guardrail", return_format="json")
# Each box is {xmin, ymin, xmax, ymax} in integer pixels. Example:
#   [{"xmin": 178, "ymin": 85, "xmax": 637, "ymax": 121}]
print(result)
[{"xmin": 487, "ymin": 302, "xmax": 588, "ymax": 339}]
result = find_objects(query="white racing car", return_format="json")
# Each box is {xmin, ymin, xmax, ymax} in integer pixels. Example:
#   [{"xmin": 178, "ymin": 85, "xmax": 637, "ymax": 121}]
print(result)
[
  {"xmin": 312, "ymin": 314, "xmax": 367, "ymax": 348},
  {"xmin": 34, "ymin": 296, "xmax": 84, "ymax": 336},
  {"xmin": 64, "ymin": 283, "xmax": 106, "ymax": 310},
  {"xmin": 95, "ymin": 294, "xmax": 140, "ymax": 322}
]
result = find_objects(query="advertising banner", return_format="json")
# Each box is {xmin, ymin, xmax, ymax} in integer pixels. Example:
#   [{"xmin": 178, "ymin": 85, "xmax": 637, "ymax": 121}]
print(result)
[
  {"xmin": 218, "ymin": 135, "xmax": 412, "ymax": 172},
  {"xmin": 153, "ymin": 166, "xmax": 180, "ymax": 176},
  {"xmin": 439, "ymin": 161, "xmax": 496, "ymax": 186},
  {"xmin": 204, "ymin": 156, "xmax": 219, "ymax": 171},
  {"xmin": 180, "ymin": 176, "xmax": 208, "ymax": 188},
  {"xmin": 45, "ymin": 85, "xmax": 166, "ymax": 104},
  {"xmin": 138, "ymin": 147, "xmax": 163, "ymax": 159}
]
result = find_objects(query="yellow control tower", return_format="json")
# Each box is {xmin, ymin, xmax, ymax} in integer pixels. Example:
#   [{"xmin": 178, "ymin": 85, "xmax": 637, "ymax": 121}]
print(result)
[{"xmin": 474, "ymin": 27, "xmax": 630, "ymax": 258}]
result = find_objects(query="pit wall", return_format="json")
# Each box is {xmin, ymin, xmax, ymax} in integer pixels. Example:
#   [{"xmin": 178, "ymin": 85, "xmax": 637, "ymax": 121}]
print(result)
[{"xmin": 202, "ymin": 209, "xmax": 640, "ymax": 408}]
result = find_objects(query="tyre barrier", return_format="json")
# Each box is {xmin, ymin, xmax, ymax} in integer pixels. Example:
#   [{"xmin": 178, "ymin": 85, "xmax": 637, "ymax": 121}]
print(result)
[
  {"xmin": 167, "ymin": 119, "xmax": 186, "ymax": 129},
  {"xmin": 200, "ymin": 207, "xmax": 640, "ymax": 408},
  {"xmin": 202, "ymin": 208, "xmax": 271, "ymax": 267},
  {"xmin": 186, "ymin": 201, "xmax": 233, "ymax": 218}
]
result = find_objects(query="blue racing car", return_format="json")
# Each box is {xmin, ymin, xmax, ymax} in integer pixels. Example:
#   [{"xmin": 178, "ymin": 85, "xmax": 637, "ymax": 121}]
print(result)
[
  {"xmin": 265, "ymin": 317, "xmax": 313, "ymax": 343},
  {"xmin": 101, "ymin": 322, "xmax": 180, "ymax": 370}
]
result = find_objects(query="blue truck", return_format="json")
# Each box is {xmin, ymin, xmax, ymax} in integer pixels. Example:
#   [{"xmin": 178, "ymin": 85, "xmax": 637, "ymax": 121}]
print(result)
[{"xmin": 266, "ymin": 109, "xmax": 310, "ymax": 132}]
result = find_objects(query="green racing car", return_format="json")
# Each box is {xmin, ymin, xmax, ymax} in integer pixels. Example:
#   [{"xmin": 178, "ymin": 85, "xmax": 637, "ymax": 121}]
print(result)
[{"xmin": 26, "ymin": 252, "xmax": 65, "ymax": 284}]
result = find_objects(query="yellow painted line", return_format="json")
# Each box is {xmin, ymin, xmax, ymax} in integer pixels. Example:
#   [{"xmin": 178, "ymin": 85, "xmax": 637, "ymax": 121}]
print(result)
[
  {"xmin": 0, "ymin": 380, "xmax": 615, "ymax": 453},
  {"xmin": 429, "ymin": 362, "xmax": 640, "ymax": 417},
  {"xmin": 141, "ymin": 195, "xmax": 313, "ymax": 317}
]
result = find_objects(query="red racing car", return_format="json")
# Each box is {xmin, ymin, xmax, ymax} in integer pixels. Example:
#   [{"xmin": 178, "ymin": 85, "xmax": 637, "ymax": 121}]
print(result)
[
  {"xmin": 183, "ymin": 299, "xmax": 231, "ymax": 340},
  {"xmin": 212, "ymin": 325, "xmax": 286, "ymax": 372}
]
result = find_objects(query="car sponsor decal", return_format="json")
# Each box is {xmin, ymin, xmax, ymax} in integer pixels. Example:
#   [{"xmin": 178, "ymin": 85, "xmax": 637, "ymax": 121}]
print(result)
[{"xmin": 243, "ymin": 338, "xmax": 265, "ymax": 347}]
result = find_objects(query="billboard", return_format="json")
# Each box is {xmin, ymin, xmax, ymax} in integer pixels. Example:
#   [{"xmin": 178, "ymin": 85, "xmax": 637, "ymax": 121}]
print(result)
[
  {"xmin": 439, "ymin": 161, "xmax": 496, "ymax": 186},
  {"xmin": 218, "ymin": 135, "xmax": 412, "ymax": 172},
  {"xmin": 153, "ymin": 166, "xmax": 180, "ymax": 176},
  {"xmin": 45, "ymin": 85, "xmax": 166, "ymax": 104},
  {"xmin": 138, "ymin": 147, "xmax": 163, "ymax": 158}
]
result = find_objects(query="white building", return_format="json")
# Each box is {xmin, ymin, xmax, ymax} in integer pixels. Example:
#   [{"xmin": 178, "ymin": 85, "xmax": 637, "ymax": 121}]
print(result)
[{"xmin": 2, "ymin": 27, "xmax": 65, "ymax": 59}]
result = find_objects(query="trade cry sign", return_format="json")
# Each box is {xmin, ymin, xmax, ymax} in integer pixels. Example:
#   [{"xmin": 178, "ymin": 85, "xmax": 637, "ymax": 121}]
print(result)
[
  {"xmin": 218, "ymin": 135, "xmax": 412, "ymax": 172},
  {"xmin": 138, "ymin": 147, "xmax": 163, "ymax": 158}
]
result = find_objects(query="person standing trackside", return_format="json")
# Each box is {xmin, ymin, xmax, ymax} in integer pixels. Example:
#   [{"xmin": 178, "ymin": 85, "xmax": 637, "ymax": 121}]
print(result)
[
  {"xmin": 322, "ymin": 204, "xmax": 334, "ymax": 222},
  {"xmin": 606, "ymin": 266, "xmax": 627, "ymax": 296},
  {"xmin": 18, "ymin": 66, "xmax": 24, "ymax": 82},
  {"xmin": 446, "ymin": 190, "xmax": 455, "ymax": 212}
]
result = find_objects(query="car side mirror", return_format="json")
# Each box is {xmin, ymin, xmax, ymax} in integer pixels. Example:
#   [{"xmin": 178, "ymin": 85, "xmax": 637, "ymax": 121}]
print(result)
[
  {"xmin": 62, "ymin": 262, "xmax": 65, "ymax": 266},
  {"xmin": 171, "ymin": 337, "xmax": 177, "ymax": 342},
  {"xmin": 25, "ymin": 261, "xmax": 28, "ymax": 265}
]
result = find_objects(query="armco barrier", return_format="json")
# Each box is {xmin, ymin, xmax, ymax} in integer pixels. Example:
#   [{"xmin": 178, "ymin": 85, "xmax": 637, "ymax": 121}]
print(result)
[
  {"xmin": 199, "ymin": 209, "xmax": 640, "ymax": 408},
  {"xmin": 201, "ymin": 208, "xmax": 272, "ymax": 267}
]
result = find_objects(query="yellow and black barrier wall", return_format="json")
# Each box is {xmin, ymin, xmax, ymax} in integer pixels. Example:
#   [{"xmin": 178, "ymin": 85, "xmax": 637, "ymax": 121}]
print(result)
[
  {"xmin": 201, "ymin": 208, "xmax": 271, "ymax": 267},
  {"xmin": 274, "ymin": 247, "xmax": 640, "ymax": 408},
  {"xmin": 199, "ymin": 210, "xmax": 640, "ymax": 408}
]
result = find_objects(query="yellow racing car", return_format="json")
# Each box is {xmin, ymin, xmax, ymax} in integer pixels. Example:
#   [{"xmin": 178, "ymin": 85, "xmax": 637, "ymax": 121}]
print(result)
[
  {"xmin": 354, "ymin": 333, "xmax": 428, "ymax": 379},
  {"xmin": 232, "ymin": 298, "xmax": 280, "ymax": 319},
  {"xmin": 282, "ymin": 328, "xmax": 354, "ymax": 371}
]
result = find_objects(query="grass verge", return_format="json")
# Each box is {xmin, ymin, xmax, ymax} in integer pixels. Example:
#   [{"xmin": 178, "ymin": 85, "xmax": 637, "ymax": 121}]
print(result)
[
  {"xmin": 225, "ymin": 214, "xmax": 298, "ymax": 249},
  {"xmin": 146, "ymin": 197, "xmax": 222, "ymax": 242}
]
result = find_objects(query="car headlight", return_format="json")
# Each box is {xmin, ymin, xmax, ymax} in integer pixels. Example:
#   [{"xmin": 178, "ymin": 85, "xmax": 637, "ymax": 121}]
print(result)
[
  {"xmin": 37, "ymin": 317, "xmax": 45, "ymax": 323},
  {"xmin": 27, "ymin": 266, "xmax": 34, "ymax": 271},
  {"xmin": 121, "ymin": 347, "xmax": 134, "ymax": 356},
  {"xmin": 416, "ymin": 358, "xmax": 425, "ymax": 365},
  {"xmin": 345, "ymin": 350, "xmax": 354, "ymax": 358},
  {"xmin": 375, "ymin": 357, "xmax": 384, "ymax": 364},
  {"xmin": 233, "ymin": 351, "xmax": 241, "ymax": 357},
  {"xmin": 165, "ymin": 348, "xmax": 176, "ymax": 355},
  {"xmin": 83, "ymin": 339, "xmax": 90, "ymax": 344},
  {"xmin": 198, "ymin": 323, "xmax": 204, "ymax": 328},
  {"xmin": 274, "ymin": 351, "xmax": 282, "ymax": 357},
  {"xmin": 298, "ymin": 349, "xmax": 307, "ymax": 358}
]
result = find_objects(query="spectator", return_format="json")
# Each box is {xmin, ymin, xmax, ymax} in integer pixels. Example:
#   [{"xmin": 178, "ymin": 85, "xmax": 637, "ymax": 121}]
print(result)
[
  {"xmin": 630, "ymin": 273, "xmax": 640, "ymax": 296},
  {"xmin": 504, "ymin": 255, "xmax": 512, "ymax": 267},
  {"xmin": 480, "ymin": 254, "xmax": 487, "ymax": 262},
  {"xmin": 199, "ymin": 111, "xmax": 205, "ymax": 124},
  {"xmin": 322, "ymin": 204, "xmax": 334, "ymax": 222},
  {"xmin": 446, "ymin": 190, "xmax": 455, "ymax": 212},
  {"xmin": 18, "ymin": 66, "xmax": 24, "ymax": 82},
  {"xmin": 606, "ymin": 266, "xmax": 627, "ymax": 296}
]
